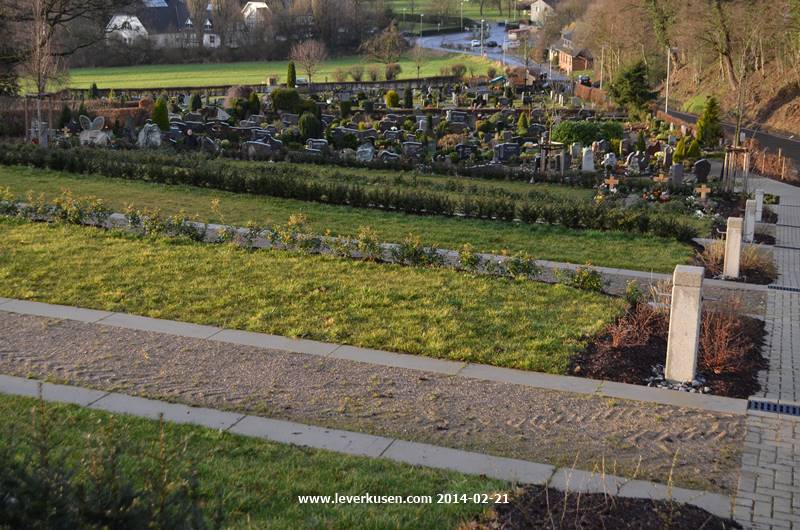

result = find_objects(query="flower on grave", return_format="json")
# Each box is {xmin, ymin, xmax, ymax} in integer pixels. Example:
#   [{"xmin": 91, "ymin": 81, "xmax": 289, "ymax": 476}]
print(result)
[{"xmin": 694, "ymin": 210, "xmax": 705, "ymax": 218}]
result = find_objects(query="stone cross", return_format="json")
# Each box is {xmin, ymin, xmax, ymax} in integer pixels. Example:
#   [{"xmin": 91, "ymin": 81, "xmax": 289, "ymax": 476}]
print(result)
[
  {"xmin": 665, "ymin": 265, "xmax": 704, "ymax": 383},
  {"xmin": 695, "ymin": 184, "xmax": 711, "ymax": 201},
  {"xmin": 653, "ymin": 174, "xmax": 669, "ymax": 185},
  {"xmin": 604, "ymin": 176, "xmax": 619, "ymax": 189}
]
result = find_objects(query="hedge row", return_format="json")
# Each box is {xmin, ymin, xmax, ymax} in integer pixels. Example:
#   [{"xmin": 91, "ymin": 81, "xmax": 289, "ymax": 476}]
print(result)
[{"xmin": 0, "ymin": 145, "xmax": 698, "ymax": 241}]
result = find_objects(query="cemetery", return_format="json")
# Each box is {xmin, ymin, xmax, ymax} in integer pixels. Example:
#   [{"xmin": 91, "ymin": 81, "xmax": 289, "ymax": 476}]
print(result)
[{"xmin": 1, "ymin": 36, "xmax": 799, "ymax": 530}]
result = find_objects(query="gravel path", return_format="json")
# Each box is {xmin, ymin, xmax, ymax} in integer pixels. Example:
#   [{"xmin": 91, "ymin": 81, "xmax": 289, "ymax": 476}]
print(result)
[{"xmin": 0, "ymin": 310, "xmax": 744, "ymax": 493}]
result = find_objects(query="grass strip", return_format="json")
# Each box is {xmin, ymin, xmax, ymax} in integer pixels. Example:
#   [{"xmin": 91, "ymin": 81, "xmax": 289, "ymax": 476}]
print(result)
[
  {"xmin": 0, "ymin": 165, "xmax": 694, "ymax": 272},
  {"xmin": 0, "ymin": 393, "xmax": 502, "ymax": 529},
  {"xmin": 0, "ymin": 218, "xmax": 624, "ymax": 372}
]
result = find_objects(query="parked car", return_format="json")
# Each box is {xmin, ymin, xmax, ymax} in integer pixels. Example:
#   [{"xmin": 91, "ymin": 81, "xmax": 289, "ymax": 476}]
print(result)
[
  {"xmin": 577, "ymin": 75, "xmax": 591, "ymax": 87},
  {"xmin": 470, "ymin": 39, "xmax": 481, "ymax": 47},
  {"xmin": 486, "ymin": 40, "xmax": 498, "ymax": 47}
]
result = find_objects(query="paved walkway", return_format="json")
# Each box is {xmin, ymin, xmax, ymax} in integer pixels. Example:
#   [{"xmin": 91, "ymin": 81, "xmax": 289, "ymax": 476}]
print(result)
[
  {"xmin": 735, "ymin": 177, "xmax": 800, "ymax": 530},
  {"xmin": 0, "ymin": 373, "xmax": 733, "ymax": 519}
]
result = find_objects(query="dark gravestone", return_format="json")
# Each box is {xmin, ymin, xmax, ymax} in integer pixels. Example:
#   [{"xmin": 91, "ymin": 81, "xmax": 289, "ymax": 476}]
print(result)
[{"xmin": 693, "ymin": 158, "xmax": 711, "ymax": 183}]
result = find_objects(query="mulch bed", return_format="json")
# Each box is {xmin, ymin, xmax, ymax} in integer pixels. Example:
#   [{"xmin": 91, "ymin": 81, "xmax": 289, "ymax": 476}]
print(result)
[
  {"xmin": 570, "ymin": 304, "xmax": 766, "ymax": 398},
  {"xmin": 692, "ymin": 259, "xmax": 777, "ymax": 285},
  {"xmin": 467, "ymin": 485, "xmax": 741, "ymax": 529}
]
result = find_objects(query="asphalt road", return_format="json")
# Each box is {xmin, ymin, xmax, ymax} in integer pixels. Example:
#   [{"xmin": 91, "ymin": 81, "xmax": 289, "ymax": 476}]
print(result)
[
  {"xmin": 416, "ymin": 25, "xmax": 568, "ymax": 82},
  {"xmin": 666, "ymin": 108, "xmax": 800, "ymax": 164}
]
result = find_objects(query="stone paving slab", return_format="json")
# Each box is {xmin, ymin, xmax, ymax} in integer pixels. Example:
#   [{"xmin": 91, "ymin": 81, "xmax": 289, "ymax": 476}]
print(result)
[
  {"xmin": 41, "ymin": 382, "xmax": 108, "ymax": 407},
  {"xmin": 0, "ymin": 373, "xmax": 40, "ymax": 398},
  {"xmin": 209, "ymin": 329, "xmax": 339, "ymax": 356},
  {"xmin": 598, "ymin": 380, "xmax": 748, "ymax": 415},
  {"xmin": 382, "ymin": 439, "xmax": 557, "ymax": 485},
  {"xmin": 330, "ymin": 345, "xmax": 466, "ymax": 375},
  {"xmin": 97, "ymin": 313, "xmax": 222, "ymax": 339},
  {"xmin": 1, "ymin": 299, "xmax": 113, "ymax": 322},
  {"xmin": 90, "ymin": 392, "xmax": 245, "ymax": 431},
  {"xmin": 230, "ymin": 415, "xmax": 394, "ymax": 458},
  {"xmin": 0, "ymin": 298, "xmax": 9, "ymax": 305},
  {"xmin": 618, "ymin": 480, "xmax": 732, "ymax": 518},
  {"xmin": 548, "ymin": 468, "xmax": 625, "ymax": 495},
  {"xmin": 458, "ymin": 363, "xmax": 603, "ymax": 395}
]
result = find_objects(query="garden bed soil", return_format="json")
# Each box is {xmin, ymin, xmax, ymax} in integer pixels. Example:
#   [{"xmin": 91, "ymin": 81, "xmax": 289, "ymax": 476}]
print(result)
[
  {"xmin": 466, "ymin": 485, "xmax": 741, "ymax": 529},
  {"xmin": 761, "ymin": 208, "xmax": 778, "ymax": 224},
  {"xmin": 570, "ymin": 305, "xmax": 766, "ymax": 398},
  {"xmin": 753, "ymin": 232, "xmax": 776, "ymax": 245}
]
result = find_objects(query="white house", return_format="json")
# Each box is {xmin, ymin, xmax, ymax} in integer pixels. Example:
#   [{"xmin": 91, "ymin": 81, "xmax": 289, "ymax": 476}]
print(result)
[
  {"xmin": 242, "ymin": 1, "xmax": 272, "ymax": 28},
  {"xmin": 106, "ymin": 0, "xmax": 221, "ymax": 49},
  {"xmin": 529, "ymin": 0, "xmax": 556, "ymax": 27}
]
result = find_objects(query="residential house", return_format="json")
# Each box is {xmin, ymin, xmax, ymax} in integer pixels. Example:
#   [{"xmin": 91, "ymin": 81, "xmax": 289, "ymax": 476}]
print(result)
[
  {"xmin": 242, "ymin": 1, "xmax": 271, "ymax": 29},
  {"xmin": 552, "ymin": 29, "xmax": 592, "ymax": 74},
  {"xmin": 106, "ymin": 0, "xmax": 221, "ymax": 48},
  {"xmin": 528, "ymin": 0, "xmax": 555, "ymax": 27}
]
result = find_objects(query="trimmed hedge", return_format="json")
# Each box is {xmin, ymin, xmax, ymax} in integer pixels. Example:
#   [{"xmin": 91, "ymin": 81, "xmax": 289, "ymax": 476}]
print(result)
[{"xmin": 0, "ymin": 145, "xmax": 698, "ymax": 242}]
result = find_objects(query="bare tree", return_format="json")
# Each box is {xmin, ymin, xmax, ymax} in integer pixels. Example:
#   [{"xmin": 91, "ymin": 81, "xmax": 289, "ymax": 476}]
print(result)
[
  {"xmin": 410, "ymin": 44, "xmax": 427, "ymax": 79},
  {"xmin": 359, "ymin": 22, "xmax": 408, "ymax": 65},
  {"xmin": 19, "ymin": 0, "xmax": 67, "ymax": 145},
  {"xmin": 289, "ymin": 39, "xmax": 328, "ymax": 84},
  {"xmin": 186, "ymin": 0, "xmax": 209, "ymax": 48},
  {"xmin": 1, "ymin": 0, "xmax": 135, "ymax": 57},
  {"xmin": 211, "ymin": 0, "xmax": 242, "ymax": 48}
]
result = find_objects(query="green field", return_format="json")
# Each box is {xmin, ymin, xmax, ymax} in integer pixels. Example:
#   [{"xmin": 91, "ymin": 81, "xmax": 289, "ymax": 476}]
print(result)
[
  {"xmin": 0, "ymin": 218, "xmax": 623, "ymax": 372},
  {"xmin": 388, "ymin": 0, "xmax": 522, "ymax": 22},
  {"xmin": 0, "ymin": 165, "xmax": 695, "ymax": 272},
  {"xmin": 0, "ymin": 393, "xmax": 502, "ymax": 529},
  {"xmin": 62, "ymin": 52, "xmax": 495, "ymax": 90}
]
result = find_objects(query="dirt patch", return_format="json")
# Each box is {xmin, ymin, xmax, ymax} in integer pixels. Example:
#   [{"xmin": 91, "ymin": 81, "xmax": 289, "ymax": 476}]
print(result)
[
  {"xmin": 465, "ymin": 485, "xmax": 740, "ymax": 530},
  {"xmin": 0, "ymin": 311, "xmax": 745, "ymax": 494},
  {"xmin": 571, "ymin": 304, "xmax": 766, "ymax": 398}
]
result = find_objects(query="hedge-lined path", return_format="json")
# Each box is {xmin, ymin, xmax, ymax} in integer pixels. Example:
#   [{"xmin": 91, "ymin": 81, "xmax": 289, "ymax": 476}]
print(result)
[
  {"xmin": 735, "ymin": 176, "xmax": 800, "ymax": 529},
  {"xmin": 0, "ymin": 307, "xmax": 745, "ymax": 494},
  {"xmin": 0, "ymin": 373, "xmax": 735, "ymax": 519}
]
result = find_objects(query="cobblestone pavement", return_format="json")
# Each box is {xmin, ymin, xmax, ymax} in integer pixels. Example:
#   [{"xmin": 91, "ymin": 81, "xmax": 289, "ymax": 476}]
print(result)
[{"xmin": 737, "ymin": 177, "xmax": 800, "ymax": 529}]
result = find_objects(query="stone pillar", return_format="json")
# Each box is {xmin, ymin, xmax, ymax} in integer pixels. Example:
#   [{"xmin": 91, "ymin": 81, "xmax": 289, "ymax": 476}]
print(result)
[
  {"xmin": 665, "ymin": 265, "xmax": 704, "ymax": 383},
  {"xmin": 723, "ymin": 217, "xmax": 743, "ymax": 279},
  {"xmin": 754, "ymin": 189, "xmax": 764, "ymax": 222},
  {"xmin": 744, "ymin": 199, "xmax": 756, "ymax": 243},
  {"xmin": 670, "ymin": 163, "xmax": 684, "ymax": 187}
]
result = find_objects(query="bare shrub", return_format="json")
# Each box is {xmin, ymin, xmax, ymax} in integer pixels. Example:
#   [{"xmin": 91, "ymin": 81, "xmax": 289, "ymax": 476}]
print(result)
[
  {"xmin": 367, "ymin": 64, "xmax": 381, "ymax": 82},
  {"xmin": 699, "ymin": 298, "xmax": 751, "ymax": 375},
  {"xmin": 349, "ymin": 65, "xmax": 365, "ymax": 82},
  {"xmin": 696, "ymin": 240, "xmax": 724, "ymax": 276}
]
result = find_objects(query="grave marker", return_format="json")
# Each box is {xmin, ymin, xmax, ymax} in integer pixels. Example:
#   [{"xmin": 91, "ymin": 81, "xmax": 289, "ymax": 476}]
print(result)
[
  {"xmin": 723, "ymin": 217, "xmax": 743, "ymax": 279},
  {"xmin": 665, "ymin": 265, "xmax": 704, "ymax": 383}
]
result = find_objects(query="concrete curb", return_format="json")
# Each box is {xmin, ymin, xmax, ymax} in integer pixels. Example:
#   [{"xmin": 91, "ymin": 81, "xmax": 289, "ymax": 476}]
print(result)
[
  {"xmin": 0, "ymin": 298, "xmax": 748, "ymax": 415},
  {"xmin": 0, "ymin": 374, "xmax": 734, "ymax": 519}
]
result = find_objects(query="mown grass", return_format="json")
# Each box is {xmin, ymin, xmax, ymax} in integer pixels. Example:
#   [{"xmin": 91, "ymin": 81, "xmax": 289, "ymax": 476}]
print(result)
[
  {"xmin": 61, "ymin": 53, "xmax": 494, "ymax": 90},
  {"xmin": 0, "ymin": 393, "xmax": 502, "ymax": 529},
  {"xmin": 0, "ymin": 218, "xmax": 623, "ymax": 372},
  {"xmin": 0, "ymin": 166, "xmax": 694, "ymax": 272}
]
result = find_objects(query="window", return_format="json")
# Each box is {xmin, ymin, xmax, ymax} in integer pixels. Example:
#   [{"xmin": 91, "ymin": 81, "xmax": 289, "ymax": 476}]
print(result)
[{"xmin": 209, "ymin": 35, "xmax": 216, "ymax": 44}]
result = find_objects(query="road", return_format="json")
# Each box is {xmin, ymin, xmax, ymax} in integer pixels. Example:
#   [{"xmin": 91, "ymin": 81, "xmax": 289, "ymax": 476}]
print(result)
[
  {"xmin": 416, "ymin": 24, "xmax": 568, "ymax": 82},
  {"xmin": 666, "ymin": 108, "xmax": 800, "ymax": 164}
]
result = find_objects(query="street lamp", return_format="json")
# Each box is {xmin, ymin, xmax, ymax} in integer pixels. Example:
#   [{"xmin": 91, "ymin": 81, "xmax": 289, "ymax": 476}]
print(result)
[
  {"xmin": 420, "ymin": 13, "xmax": 424, "ymax": 38},
  {"xmin": 460, "ymin": 1, "xmax": 464, "ymax": 31},
  {"xmin": 403, "ymin": 8, "xmax": 406, "ymax": 26}
]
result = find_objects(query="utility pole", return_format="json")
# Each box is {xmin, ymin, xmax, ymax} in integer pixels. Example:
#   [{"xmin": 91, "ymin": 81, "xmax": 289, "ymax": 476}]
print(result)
[
  {"xmin": 480, "ymin": 19, "xmax": 484, "ymax": 57},
  {"xmin": 664, "ymin": 45, "xmax": 670, "ymax": 115}
]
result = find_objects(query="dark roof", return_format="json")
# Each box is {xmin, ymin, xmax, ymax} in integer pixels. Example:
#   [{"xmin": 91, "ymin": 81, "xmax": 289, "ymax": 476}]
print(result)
[{"xmin": 121, "ymin": 0, "xmax": 216, "ymax": 35}]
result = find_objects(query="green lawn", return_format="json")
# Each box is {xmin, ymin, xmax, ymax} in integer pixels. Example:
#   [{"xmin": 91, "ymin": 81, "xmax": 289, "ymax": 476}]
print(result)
[
  {"xmin": 62, "ymin": 53, "xmax": 495, "ymax": 90},
  {"xmin": 0, "ymin": 165, "xmax": 695, "ymax": 272},
  {"xmin": 388, "ymin": 0, "xmax": 520, "ymax": 22},
  {"xmin": 0, "ymin": 393, "xmax": 502, "ymax": 529},
  {"xmin": 0, "ymin": 218, "xmax": 623, "ymax": 372}
]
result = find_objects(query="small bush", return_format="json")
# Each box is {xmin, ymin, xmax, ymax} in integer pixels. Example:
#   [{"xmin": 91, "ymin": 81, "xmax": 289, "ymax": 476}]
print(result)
[{"xmin": 384, "ymin": 90, "xmax": 400, "ymax": 108}]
